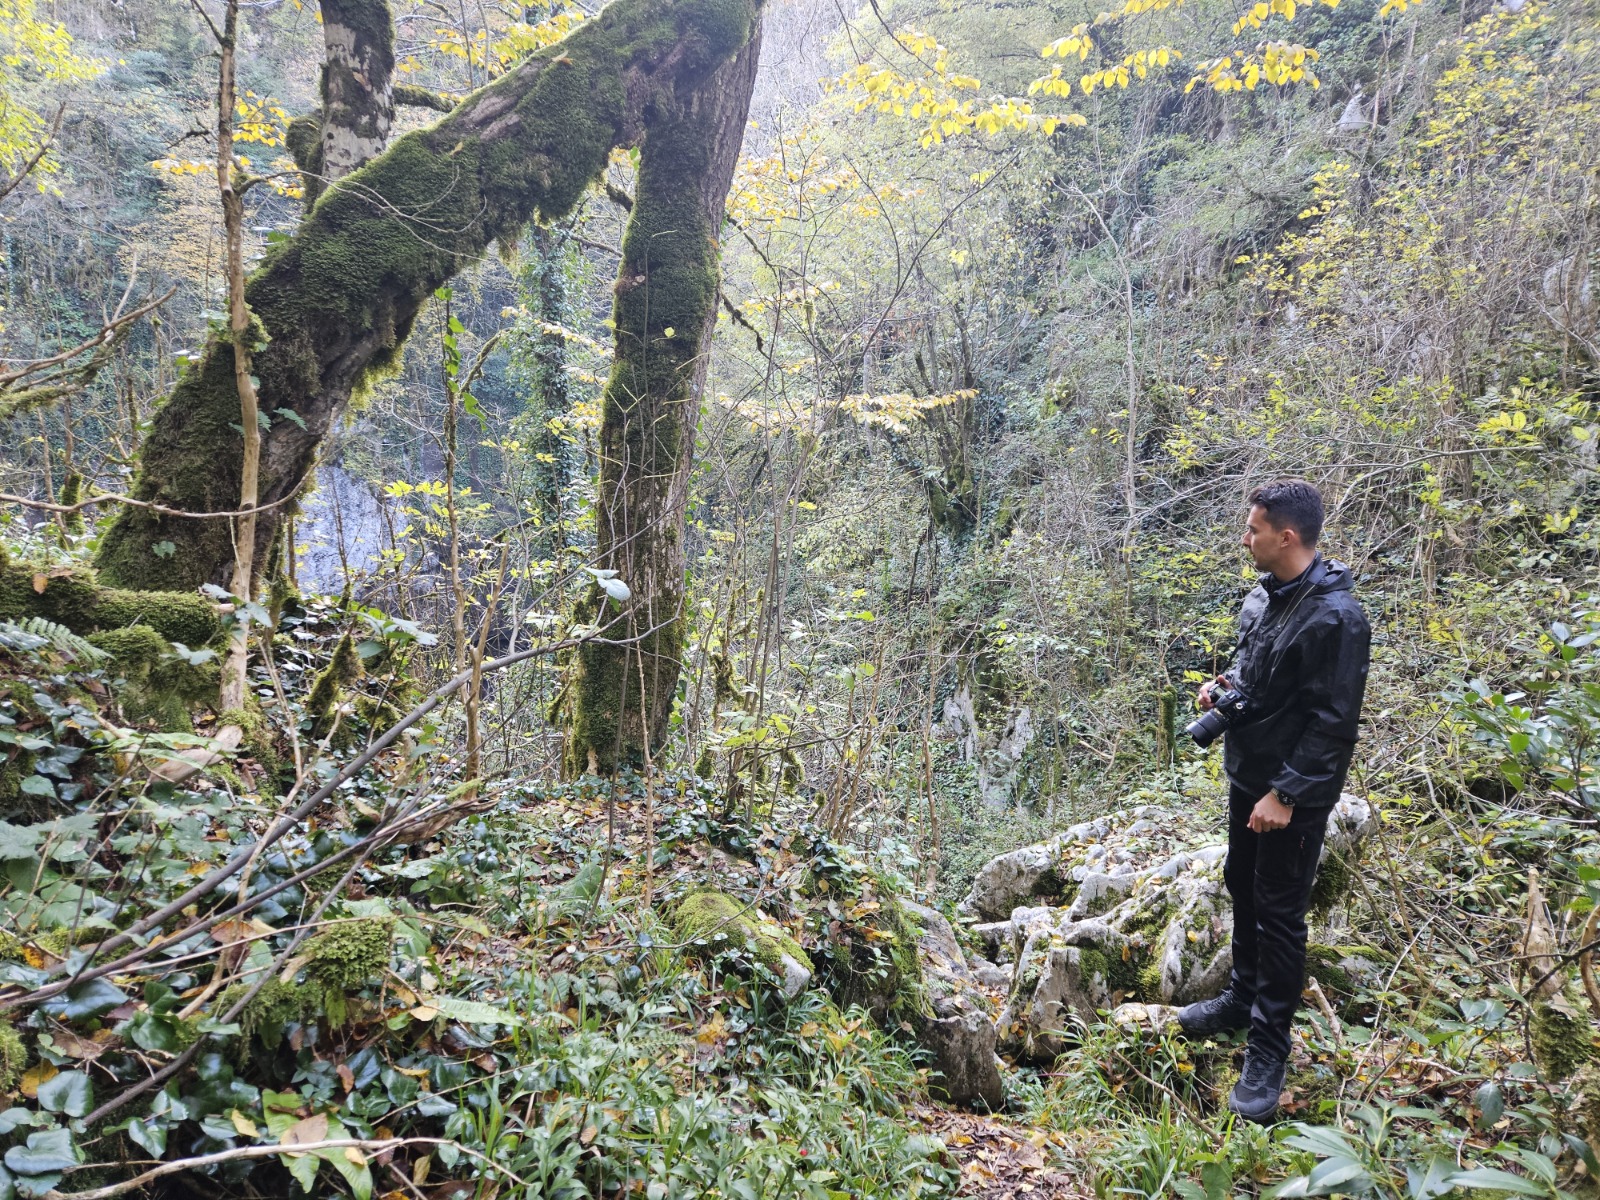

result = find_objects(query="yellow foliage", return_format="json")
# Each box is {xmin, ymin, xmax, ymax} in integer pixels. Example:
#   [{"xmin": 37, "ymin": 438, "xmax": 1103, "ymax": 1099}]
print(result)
[
  {"xmin": 829, "ymin": 26, "xmax": 1083, "ymax": 149},
  {"xmin": 0, "ymin": 0, "xmax": 101, "ymax": 182},
  {"xmin": 423, "ymin": 8, "xmax": 582, "ymax": 77}
]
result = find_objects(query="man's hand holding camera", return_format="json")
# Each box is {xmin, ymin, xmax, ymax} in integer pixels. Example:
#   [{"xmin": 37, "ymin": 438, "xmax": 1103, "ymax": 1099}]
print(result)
[{"xmin": 1197, "ymin": 676, "xmax": 1292, "ymax": 832}]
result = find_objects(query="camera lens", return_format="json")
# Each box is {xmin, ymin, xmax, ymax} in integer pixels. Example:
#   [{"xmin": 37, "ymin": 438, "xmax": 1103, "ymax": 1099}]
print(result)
[{"xmin": 1184, "ymin": 707, "xmax": 1229, "ymax": 748}]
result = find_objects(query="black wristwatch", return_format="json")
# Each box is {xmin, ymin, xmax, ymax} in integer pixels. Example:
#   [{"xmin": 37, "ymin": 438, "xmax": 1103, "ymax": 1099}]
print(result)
[{"xmin": 1274, "ymin": 789, "xmax": 1297, "ymax": 807}]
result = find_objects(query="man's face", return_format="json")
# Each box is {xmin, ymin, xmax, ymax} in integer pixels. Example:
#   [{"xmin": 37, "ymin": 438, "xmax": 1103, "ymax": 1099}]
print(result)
[{"xmin": 1242, "ymin": 504, "xmax": 1292, "ymax": 572}]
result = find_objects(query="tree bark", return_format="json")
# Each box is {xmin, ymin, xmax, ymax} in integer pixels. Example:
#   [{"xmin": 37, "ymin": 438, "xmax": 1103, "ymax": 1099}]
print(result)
[
  {"xmin": 318, "ymin": 0, "xmax": 396, "ymax": 186},
  {"xmin": 564, "ymin": 29, "xmax": 762, "ymax": 776},
  {"xmin": 286, "ymin": 0, "xmax": 397, "ymax": 208},
  {"xmin": 96, "ymin": 0, "xmax": 763, "ymax": 593},
  {"xmin": 215, "ymin": 0, "xmax": 262, "ymax": 713}
]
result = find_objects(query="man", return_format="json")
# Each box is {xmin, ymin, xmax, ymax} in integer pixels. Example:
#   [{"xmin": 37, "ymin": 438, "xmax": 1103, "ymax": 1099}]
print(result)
[{"xmin": 1177, "ymin": 478, "xmax": 1371, "ymax": 1124}]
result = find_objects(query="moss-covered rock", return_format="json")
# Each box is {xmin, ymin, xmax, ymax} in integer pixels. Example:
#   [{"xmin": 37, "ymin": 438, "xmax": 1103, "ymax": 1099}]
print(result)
[
  {"xmin": 87, "ymin": 624, "xmax": 219, "ymax": 729},
  {"xmin": 816, "ymin": 892, "xmax": 931, "ymax": 1026},
  {"xmin": 673, "ymin": 888, "xmax": 813, "ymax": 999}
]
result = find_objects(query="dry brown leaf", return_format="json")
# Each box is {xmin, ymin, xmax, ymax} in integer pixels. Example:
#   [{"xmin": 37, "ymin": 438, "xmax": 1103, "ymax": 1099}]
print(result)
[{"xmin": 279, "ymin": 1111, "xmax": 330, "ymax": 1153}]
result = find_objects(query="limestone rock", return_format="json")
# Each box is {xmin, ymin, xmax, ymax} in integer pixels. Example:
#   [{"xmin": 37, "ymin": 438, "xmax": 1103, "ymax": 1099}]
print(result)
[
  {"xmin": 985, "ymin": 795, "xmax": 1377, "ymax": 1062},
  {"xmin": 1109, "ymin": 1001, "xmax": 1182, "ymax": 1033},
  {"xmin": 902, "ymin": 900, "xmax": 1003, "ymax": 1110}
]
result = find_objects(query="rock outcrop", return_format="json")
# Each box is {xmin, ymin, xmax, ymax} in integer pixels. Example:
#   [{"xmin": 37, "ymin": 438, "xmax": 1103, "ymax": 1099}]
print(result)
[
  {"xmin": 902, "ymin": 900, "xmax": 1004, "ymax": 1110},
  {"xmin": 673, "ymin": 889, "xmax": 814, "ymax": 1000},
  {"xmin": 960, "ymin": 795, "xmax": 1377, "ymax": 1062}
]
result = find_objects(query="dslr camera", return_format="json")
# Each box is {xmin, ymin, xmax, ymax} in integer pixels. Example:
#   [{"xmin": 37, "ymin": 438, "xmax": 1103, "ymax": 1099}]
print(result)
[{"xmin": 1185, "ymin": 680, "xmax": 1251, "ymax": 748}]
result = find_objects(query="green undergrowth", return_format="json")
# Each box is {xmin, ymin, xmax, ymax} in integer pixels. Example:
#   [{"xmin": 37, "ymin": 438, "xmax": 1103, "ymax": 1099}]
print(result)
[{"xmin": 0, "ymin": 599, "xmax": 965, "ymax": 1199}]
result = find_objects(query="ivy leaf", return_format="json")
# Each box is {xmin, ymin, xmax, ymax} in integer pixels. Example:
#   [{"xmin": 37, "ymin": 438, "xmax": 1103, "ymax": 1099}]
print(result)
[
  {"xmin": 18, "ymin": 776, "xmax": 54, "ymax": 800},
  {"xmin": 125, "ymin": 1116, "xmax": 166, "ymax": 1158},
  {"xmin": 4, "ymin": 1128, "xmax": 78, "ymax": 1178},
  {"xmin": 36, "ymin": 1070, "xmax": 92, "ymax": 1118},
  {"xmin": 40, "ymin": 978, "xmax": 127, "ymax": 1022},
  {"xmin": 0, "ymin": 823, "xmax": 40, "ymax": 861}
]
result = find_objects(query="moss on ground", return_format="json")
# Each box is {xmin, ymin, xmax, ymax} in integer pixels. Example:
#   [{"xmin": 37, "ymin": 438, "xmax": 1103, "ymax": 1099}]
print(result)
[
  {"xmin": 223, "ymin": 977, "xmax": 317, "ymax": 1046},
  {"xmin": 0, "ymin": 1020, "xmax": 26, "ymax": 1091},
  {"xmin": 304, "ymin": 918, "xmax": 396, "ymax": 1026}
]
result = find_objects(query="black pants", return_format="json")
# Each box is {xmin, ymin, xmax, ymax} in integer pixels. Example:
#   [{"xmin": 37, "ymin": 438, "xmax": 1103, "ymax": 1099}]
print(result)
[{"xmin": 1223, "ymin": 783, "xmax": 1330, "ymax": 1063}]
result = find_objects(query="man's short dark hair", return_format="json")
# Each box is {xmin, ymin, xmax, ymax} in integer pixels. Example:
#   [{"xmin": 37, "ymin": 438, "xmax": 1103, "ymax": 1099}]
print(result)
[{"xmin": 1248, "ymin": 478, "xmax": 1324, "ymax": 546}]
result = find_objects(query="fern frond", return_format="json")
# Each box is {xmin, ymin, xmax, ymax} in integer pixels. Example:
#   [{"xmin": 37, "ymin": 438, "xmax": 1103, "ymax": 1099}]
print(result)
[{"xmin": 0, "ymin": 618, "xmax": 110, "ymax": 664}]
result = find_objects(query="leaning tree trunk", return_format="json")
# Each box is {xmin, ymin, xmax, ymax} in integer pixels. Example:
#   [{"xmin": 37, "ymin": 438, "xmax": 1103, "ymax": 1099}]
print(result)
[
  {"xmin": 564, "ymin": 31, "xmax": 762, "ymax": 776},
  {"xmin": 96, "ymin": 0, "xmax": 763, "ymax": 593}
]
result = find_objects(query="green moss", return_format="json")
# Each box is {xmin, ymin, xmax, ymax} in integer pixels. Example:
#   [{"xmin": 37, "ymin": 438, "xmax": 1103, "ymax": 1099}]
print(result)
[
  {"xmin": 1308, "ymin": 849, "xmax": 1355, "ymax": 918},
  {"xmin": 222, "ymin": 977, "xmax": 316, "ymax": 1045},
  {"xmin": 0, "ymin": 561, "xmax": 220, "ymax": 645},
  {"xmin": 307, "ymin": 631, "xmax": 363, "ymax": 738},
  {"xmin": 0, "ymin": 1020, "xmax": 26, "ymax": 1091},
  {"xmin": 1079, "ymin": 947, "xmax": 1110, "ymax": 987},
  {"xmin": 1530, "ymin": 995, "xmax": 1596, "ymax": 1083},
  {"xmin": 817, "ymin": 894, "xmax": 929, "ymax": 1025},
  {"xmin": 1136, "ymin": 957, "xmax": 1163, "ymax": 998},
  {"xmin": 58, "ymin": 473, "xmax": 84, "ymax": 537},
  {"xmin": 218, "ymin": 701, "xmax": 283, "ymax": 790},
  {"xmin": 303, "ymin": 918, "xmax": 394, "ymax": 1027},
  {"xmin": 306, "ymin": 918, "xmax": 394, "ymax": 990},
  {"xmin": 673, "ymin": 889, "xmax": 813, "ymax": 976},
  {"xmin": 87, "ymin": 624, "xmax": 219, "ymax": 729}
]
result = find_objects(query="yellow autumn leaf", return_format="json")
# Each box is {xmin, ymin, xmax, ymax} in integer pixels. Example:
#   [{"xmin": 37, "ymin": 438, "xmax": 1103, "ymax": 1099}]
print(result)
[{"xmin": 20, "ymin": 1063, "xmax": 58, "ymax": 1098}]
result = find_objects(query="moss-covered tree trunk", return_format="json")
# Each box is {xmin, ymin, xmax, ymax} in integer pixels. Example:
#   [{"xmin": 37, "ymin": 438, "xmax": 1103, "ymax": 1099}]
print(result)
[
  {"xmin": 95, "ymin": 0, "xmax": 763, "ymax": 593},
  {"xmin": 564, "ymin": 31, "xmax": 761, "ymax": 776}
]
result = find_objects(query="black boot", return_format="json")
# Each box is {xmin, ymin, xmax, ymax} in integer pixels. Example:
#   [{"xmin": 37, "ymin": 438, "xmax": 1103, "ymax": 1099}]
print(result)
[
  {"xmin": 1228, "ymin": 1047, "xmax": 1287, "ymax": 1124},
  {"xmin": 1176, "ymin": 988, "xmax": 1250, "ymax": 1038}
]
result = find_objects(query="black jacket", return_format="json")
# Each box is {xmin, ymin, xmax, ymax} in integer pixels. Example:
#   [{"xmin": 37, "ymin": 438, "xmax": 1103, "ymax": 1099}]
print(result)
[{"xmin": 1222, "ymin": 555, "xmax": 1371, "ymax": 809}]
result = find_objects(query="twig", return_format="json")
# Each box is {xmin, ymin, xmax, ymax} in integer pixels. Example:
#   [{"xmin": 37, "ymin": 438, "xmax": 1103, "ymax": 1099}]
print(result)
[
  {"xmin": 0, "ymin": 103, "xmax": 66, "ymax": 204},
  {"xmin": 1306, "ymin": 976, "xmax": 1345, "ymax": 1048},
  {"xmin": 41, "ymin": 1135, "xmax": 532, "ymax": 1200},
  {"xmin": 0, "ymin": 484, "xmax": 299, "ymax": 521}
]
